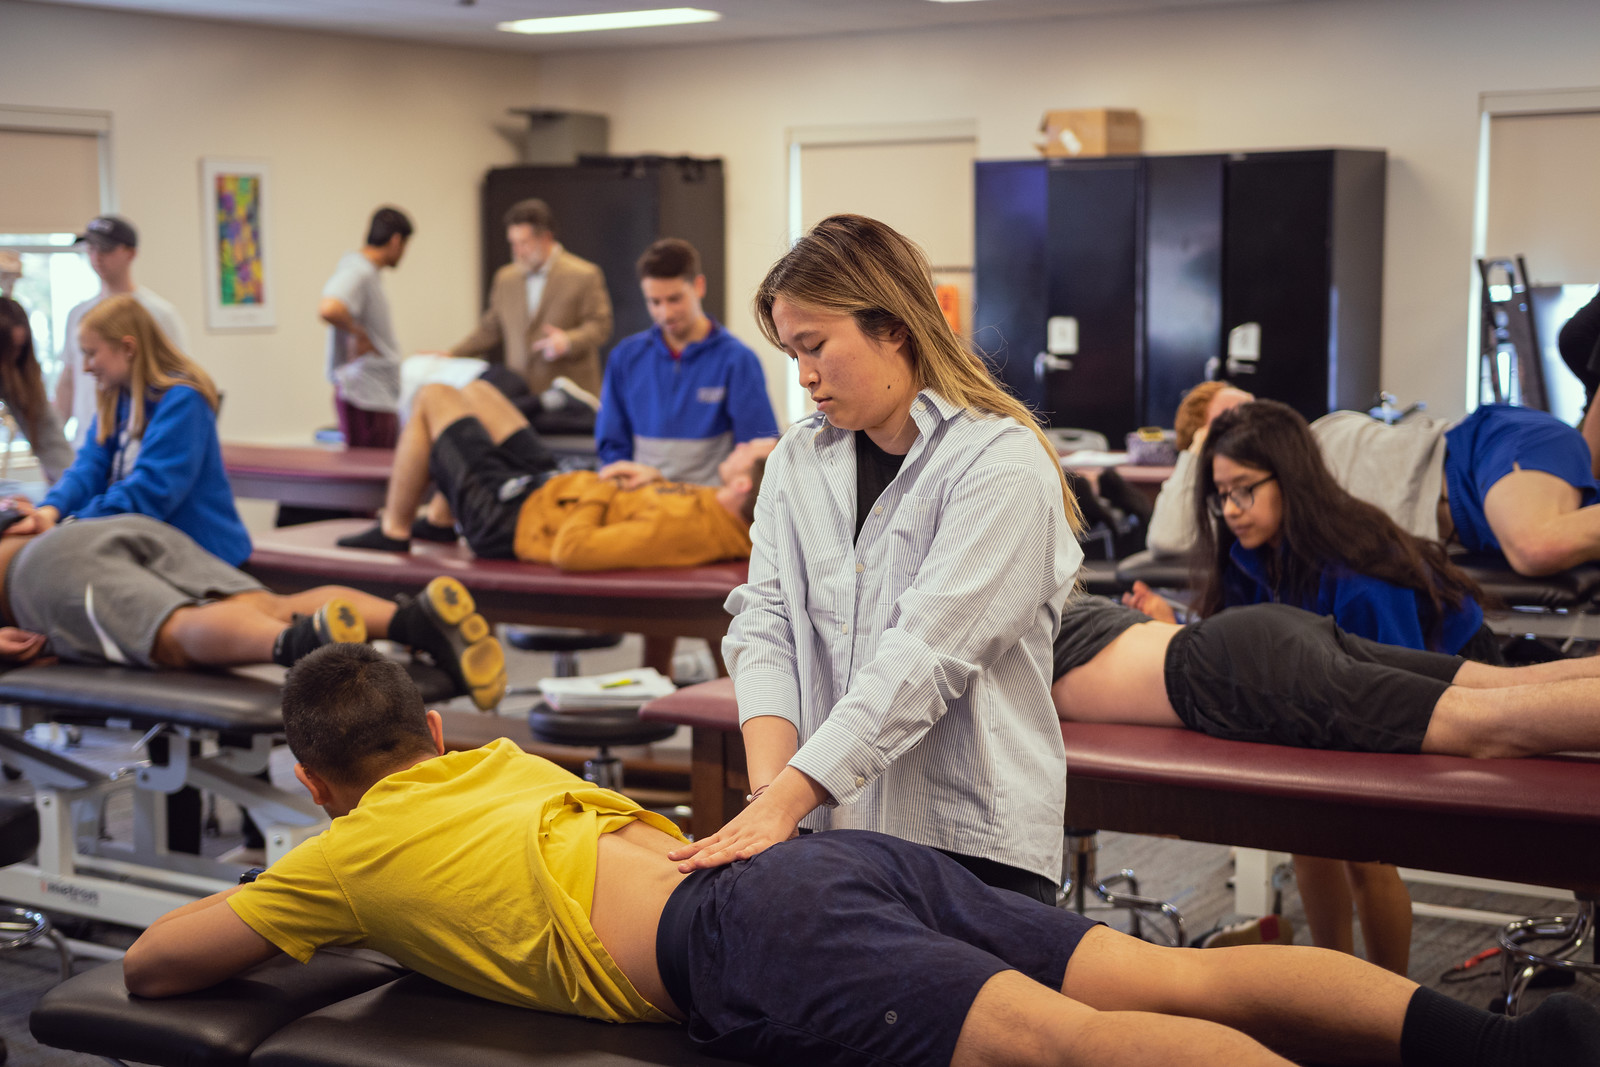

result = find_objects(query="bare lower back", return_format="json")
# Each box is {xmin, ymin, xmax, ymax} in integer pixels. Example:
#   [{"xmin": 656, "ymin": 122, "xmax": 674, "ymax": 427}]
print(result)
[{"xmin": 1052, "ymin": 620, "xmax": 1183, "ymax": 728}]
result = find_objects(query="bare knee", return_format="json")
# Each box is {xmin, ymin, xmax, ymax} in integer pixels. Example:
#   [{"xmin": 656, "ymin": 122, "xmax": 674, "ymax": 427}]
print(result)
[
  {"xmin": 1422, "ymin": 690, "xmax": 1529, "ymax": 759},
  {"xmin": 151, "ymin": 610, "xmax": 197, "ymax": 669}
]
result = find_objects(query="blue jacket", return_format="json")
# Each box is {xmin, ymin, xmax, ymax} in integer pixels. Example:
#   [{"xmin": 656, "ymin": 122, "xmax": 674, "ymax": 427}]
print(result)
[
  {"xmin": 43, "ymin": 385, "xmax": 252, "ymax": 566},
  {"xmin": 596, "ymin": 322, "xmax": 778, "ymax": 485},
  {"xmin": 1224, "ymin": 542, "xmax": 1482, "ymax": 654}
]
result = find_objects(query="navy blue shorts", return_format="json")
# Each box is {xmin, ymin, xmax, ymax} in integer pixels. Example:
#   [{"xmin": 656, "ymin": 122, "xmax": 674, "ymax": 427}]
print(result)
[
  {"xmin": 656, "ymin": 830, "xmax": 1099, "ymax": 1067},
  {"xmin": 1444, "ymin": 404, "xmax": 1600, "ymax": 553}
]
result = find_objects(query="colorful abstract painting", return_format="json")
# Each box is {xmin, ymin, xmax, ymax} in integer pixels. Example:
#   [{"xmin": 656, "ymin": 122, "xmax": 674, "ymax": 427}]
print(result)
[
  {"xmin": 215, "ymin": 173, "xmax": 264, "ymax": 306},
  {"xmin": 200, "ymin": 158, "xmax": 273, "ymax": 329}
]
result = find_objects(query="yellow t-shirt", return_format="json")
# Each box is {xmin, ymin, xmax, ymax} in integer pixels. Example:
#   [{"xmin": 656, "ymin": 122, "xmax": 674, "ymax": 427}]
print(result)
[{"xmin": 227, "ymin": 738, "xmax": 688, "ymax": 1023}]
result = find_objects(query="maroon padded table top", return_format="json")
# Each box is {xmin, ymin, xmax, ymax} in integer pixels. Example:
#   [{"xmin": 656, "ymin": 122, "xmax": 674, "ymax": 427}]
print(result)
[
  {"xmin": 224, "ymin": 444, "xmax": 394, "ymax": 512},
  {"xmin": 641, "ymin": 680, "xmax": 1600, "ymax": 890},
  {"xmin": 245, "ymin": 520, "xmax": 748, "ymax": 648}
]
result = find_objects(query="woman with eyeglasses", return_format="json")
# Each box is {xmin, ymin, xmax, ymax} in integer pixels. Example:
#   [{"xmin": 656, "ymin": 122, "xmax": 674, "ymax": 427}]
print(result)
[{"xmin": 1181, "ymin": 398, "xmax": 1492, "ymax": 976}]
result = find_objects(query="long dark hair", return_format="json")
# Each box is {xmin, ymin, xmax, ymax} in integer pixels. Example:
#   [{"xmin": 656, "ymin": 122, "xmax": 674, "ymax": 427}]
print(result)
[
  {"xmin": 0, "ymin": 297, "xmax": 49, "ymax": 445},
  {"xmin": 1191, "ymin": 400, "xmax": 1483, "ymax": 647}
]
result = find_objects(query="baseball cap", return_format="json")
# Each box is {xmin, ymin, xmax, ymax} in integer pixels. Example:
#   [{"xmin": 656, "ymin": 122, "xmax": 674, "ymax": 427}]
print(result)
[{"xmin": 75, "ymin": 215, "xmax": 138, "ymax": 249}]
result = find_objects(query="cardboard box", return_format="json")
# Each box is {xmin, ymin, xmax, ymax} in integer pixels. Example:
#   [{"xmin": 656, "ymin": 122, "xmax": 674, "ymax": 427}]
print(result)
[{"xmin": 1037, "ymin": 108, "xmax": 1142, "ymax": 158}]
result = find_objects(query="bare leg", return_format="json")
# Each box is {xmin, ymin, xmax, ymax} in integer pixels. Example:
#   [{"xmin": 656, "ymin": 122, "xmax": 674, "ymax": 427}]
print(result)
[
  {"xmin": 951, "ymin": 969, "xmax": 1292, "ymax": 1067},
  {"xmin": 424, "ymin": 492, "xmax": 454, "ymax": 527},
  {"xmin": 1425, "ymin": 678, "xmax": 1600, "ymax": 757},
  {"xmin": 1452, "ymin": 655, "xmax": 1600, "ymax": 687},
  {"xmin": 377, "ymin": 381, "xmax": 534, "ymax": 539},
  {"xmin": 151, "ymin": 587, "xmax": 398, "ymax": 668},
  {"xmin": 1058, "ymin": 925, "xmax": 1413, "ymax": 1065},
  {"xmin": 1291, "ymin": 854, "xmax": 1355, "ymax": 955},
  {"xmin": 1483, "ymin": 469, "xmax": 1600, "ymax": 575},
  {"xmin": 1346, "ymin": 861, "xmax": 1412, "ymax": 975}
]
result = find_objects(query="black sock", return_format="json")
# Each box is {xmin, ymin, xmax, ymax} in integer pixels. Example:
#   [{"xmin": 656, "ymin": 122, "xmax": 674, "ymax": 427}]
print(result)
[
  {"xmin": 272, "ymin": 615, "xmax": 319, "ymax": 667},
  {"xmin": 336, "ymin": 523, "xmax": 410, "ymax": 552},
  {"xmin": 411, "ymin": 517, "xmax": 457, "ymax": 543},
  {"xmin": 1401, "ymin": 988, "xmax": 1600, "ymax": 1066},
  {"xmin": 386, "ymin": 594, "xmax": 428, "ymax": 650}
]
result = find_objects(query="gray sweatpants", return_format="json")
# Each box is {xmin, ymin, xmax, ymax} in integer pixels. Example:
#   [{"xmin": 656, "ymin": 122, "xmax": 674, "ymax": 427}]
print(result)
[{"xmin": 8, "ymin": 515, "xmax": 263, "ymax": 667}]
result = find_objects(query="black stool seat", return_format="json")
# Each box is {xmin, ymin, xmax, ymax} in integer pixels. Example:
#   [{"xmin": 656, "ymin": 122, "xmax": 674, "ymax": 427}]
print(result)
[
  {"xmin": 504, "ymin": 627, "xmax": 624, "ymax": 654},
  {"xmin": 526, "ymin": 702, "xmax": 678, "ymax": 748},
  {"xmin": 0, "ymin": 796, "xmax": 38, "ymax": 868}
]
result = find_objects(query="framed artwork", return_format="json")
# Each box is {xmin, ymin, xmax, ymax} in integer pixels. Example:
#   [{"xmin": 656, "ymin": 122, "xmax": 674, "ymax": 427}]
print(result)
[{"xmin": 199, "ymin": 158, "xmax": 273, "ymax": 329}]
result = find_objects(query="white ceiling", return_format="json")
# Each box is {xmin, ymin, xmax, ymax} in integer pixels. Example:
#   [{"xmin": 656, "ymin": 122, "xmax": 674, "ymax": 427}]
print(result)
[{"xmin": 21, "ymin": 0, "xmax": 1312, "ymax": 54}]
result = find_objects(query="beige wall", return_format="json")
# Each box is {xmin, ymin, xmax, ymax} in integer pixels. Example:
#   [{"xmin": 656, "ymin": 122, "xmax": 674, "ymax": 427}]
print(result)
[
  {"xmin": 0, "ymin": 0, "xmax": 538, "ymax": 443},
  {"xmin": 527, "ymin": 0, "xmax": 1600, "ymax": 420},
  {"xmin": 4, "ymin": 0, "xmax": 1596, "ymax": 437}
]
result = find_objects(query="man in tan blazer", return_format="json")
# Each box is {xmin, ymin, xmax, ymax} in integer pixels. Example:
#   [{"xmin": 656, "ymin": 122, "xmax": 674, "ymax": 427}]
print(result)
[{"xmin": 449, "ymin": 199, "xmax": 612, "ymax": 397}]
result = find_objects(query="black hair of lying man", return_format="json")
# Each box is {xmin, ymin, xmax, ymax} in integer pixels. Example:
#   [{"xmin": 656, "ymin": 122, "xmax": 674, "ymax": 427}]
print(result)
[{"xmin": 123, "ymin": 643, "xmax": 1600, "ymax": 1067}]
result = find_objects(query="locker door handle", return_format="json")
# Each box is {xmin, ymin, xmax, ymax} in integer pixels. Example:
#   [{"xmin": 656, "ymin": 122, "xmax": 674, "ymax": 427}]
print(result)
[{"xmin": 1035, "ymin": 352, "xmax": 1074, "ymax": 380}]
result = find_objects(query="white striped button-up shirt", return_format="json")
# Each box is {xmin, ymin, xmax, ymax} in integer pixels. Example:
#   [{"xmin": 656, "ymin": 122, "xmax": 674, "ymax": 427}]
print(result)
[{"xmin": 723, "ymin": 389, "xmax": 1081, "ymax": 880}]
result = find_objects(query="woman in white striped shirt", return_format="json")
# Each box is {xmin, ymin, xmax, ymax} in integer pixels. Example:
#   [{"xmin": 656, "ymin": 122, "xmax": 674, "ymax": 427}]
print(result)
[{"xmin": 668, "ymin": 215, "xmax": 1084, "ymax": 902}]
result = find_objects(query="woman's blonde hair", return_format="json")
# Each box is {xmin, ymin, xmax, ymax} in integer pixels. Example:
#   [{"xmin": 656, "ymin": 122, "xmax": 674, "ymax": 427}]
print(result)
[
  {"xmin": 755, "ymin": 214, "xmax": 1081, "ymax": 530},
  {"xmin": 80, "ymin": 295, "xmax": 219, "ymax": 445}
]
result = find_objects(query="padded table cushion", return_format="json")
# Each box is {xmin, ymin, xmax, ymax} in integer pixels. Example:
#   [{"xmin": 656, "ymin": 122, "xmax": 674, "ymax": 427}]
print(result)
[
  {"xmin": 1113, "ymin": 549, "xmax": 1191, "ymax": 591},
  {"xmin": 31, "ymin": 953, "xmax": 406, "ymax": 1067},
  {"xmin": 639, "ymin": 677, "xmax": 737, "ymax": 731},
  {"xmin": 252, "ymin": 973, "xmax": 710, "ymax": 1067},
  {"xmin": 1449, "ymin": 549, "xmax": 1600, "ymax": 610},
  {"xmin": 642, "ymin": 680, "xmax": 1600, "ymax": 891},
  {"xmin": 247, "ymin": 520, "xmax": 749, "ymax": 601},
  {"xmin": 0, "ymin": 661, "xmax": 457, "ymax": 733}
]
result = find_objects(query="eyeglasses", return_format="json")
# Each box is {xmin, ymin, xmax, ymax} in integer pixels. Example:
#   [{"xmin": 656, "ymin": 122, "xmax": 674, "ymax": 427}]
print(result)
[{"xmin": 1207, "ymin": 475, "xmax": 1275, "ymax": 518}]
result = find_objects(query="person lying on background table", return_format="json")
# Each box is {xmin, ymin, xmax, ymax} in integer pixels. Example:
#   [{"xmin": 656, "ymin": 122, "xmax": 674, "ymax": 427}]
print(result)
[
  {"xmin": 336, "ymin": 379, "xmax": 771, "ymax": 571},
  {"xmin": 0, "ymin": 513, "xmax": 503, "ymax": 709}
]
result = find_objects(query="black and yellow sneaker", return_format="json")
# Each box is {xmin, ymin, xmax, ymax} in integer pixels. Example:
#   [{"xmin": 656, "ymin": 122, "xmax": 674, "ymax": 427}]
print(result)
[
  {"xmin": 273, "ymin": 597, "xmax": 367, "ymax": 667},
  {"xmin": 391, "ymin": 577, "xmax": 506, "ymax": 711}
]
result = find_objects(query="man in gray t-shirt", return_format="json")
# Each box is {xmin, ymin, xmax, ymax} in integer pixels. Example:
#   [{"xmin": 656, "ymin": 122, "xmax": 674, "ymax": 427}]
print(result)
[
  {"xmin": 55, "ymin": 214, "xmax": 191, "ymax": 449},
  {"xmin": 318, "ymin": 207, "xmax": 411, "ymax": 447}
]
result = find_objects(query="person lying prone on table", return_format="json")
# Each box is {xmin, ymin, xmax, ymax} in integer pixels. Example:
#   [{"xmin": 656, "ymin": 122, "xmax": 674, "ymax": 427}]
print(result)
[
  {"xmin": 1053, "ymin": 594, "xmax": 1600, "ymax": 760},
  {"xmin": 122, "ymin": 643, "xmax": 1600, "ymax": 1067},
  {"xmin": 0, "ymin": 513, "xmax": 504, "ymax": 709},
  {"xmin": 337, "ymin": 379, "xmax": 774, "ymax": 571}
]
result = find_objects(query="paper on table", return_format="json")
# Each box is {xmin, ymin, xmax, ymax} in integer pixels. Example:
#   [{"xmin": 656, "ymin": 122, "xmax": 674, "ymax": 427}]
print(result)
[{"xmin": 538, "ymin": 667, "xmax": 676, "ymax": 711}]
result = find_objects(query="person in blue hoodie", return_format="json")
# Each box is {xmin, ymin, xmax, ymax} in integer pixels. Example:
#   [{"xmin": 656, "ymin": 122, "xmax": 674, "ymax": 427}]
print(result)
[
  {"xmin": 594, "ymin": 239, "xmax": 777, "ymax": 486},
  {"xmin": 1188, "ymin": 398, "xmax": 1493, "ymax": 978},
  {"xmin": 9, "ymin": 294, "xmax": 250, "ymax": 566}
]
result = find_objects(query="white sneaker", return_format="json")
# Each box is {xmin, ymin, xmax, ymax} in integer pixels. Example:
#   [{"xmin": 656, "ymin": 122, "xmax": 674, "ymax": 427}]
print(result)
[{"xmin": 550, "ymin": 375, "xmax": 601, "ymax": 412}]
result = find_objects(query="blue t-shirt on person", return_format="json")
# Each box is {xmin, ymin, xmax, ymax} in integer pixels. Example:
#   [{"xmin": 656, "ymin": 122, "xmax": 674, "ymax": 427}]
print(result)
[
  {"xmin": 595, "ymin": 322, "xmax": 778, "ymax": 486},
  {"xmin": 1223, "ymin": 542, "xmax": 1482, "ymax": 654},
  {"xmin": 1443, "ymin": 403, "xmax": 1600, "ymax": 555},
  {"xmin": 42, "ymin": 384, "xmax": 252, "ymax": 566}
]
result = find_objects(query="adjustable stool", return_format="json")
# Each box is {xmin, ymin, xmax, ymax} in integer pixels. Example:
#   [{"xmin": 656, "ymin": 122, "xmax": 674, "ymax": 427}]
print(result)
[
  {"xmin": 504, "ymin": 626, "xmax": 624, "ymax": 679},
  {"xmin": 1061, "ymin": 827, "xmax": 1187, "ymax": 946},
  {"xmin": 1497, "ymin": 891, "xmax": 1599, "ymax": 1016},
  {"xmin": 0, "ymin": 794, "xmax": 73, "ymax": 1064},
  {"xmin": 525, "ymin": 701, "xmax": 677, "ymax": 792}
]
